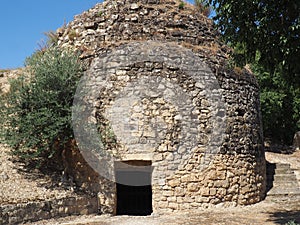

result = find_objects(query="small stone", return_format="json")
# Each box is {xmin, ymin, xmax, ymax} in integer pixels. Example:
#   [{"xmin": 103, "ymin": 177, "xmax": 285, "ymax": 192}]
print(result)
[
  {"xmin": 180, "ymin": 175, "xmax": 191, "ymax": 183},
  {"xmin": 162, "ymin": 190, "xmax": 173, "ymax": 196},
  {"xmin": 228, "ymin": 184, "xmax": 239, "ymax": 194},
  {"xmin": 0, "ymin": 172, "xmax": 9, "ymax": 181},
  {"xmin": 165, "ymin": 153, "xmax": 174, "ymax": 161},
  {"xmin": 167, "ymin": 196, "xmax": 177, "ymax": 202},
  {"xmin": 157, "ymin": 201, "xmax": 168, "ymax": 208},
  {"xmin": 111, "ymin": 14, "xmax": 119, "ymax": 21},
  {"xmin": 131, "ymin": 14, "xmax": 139, "ymax": 22},
  {"xmin": 153, "ymin": 98, "xmax": 165, "ymax": 104},
  {"xmin": 168, "ymin": 179, "xmax": 180, "ymax": 187},
  {"xmin": 58, "ymin": 207, "xmax": 65, "ymax": 213},
  {"xmin": 209, "ymin": 188, "xmax": 217, "ymax": 196},
  {"xmin": 201, "ymin": 188, "xmax": 210, "ymax": 196},
  {"xmin": 217, "ymin": 188, "xmax": 227, "ymax": 195},
  {"xmin": 174, "ymin": 115, "xmax": 182, "ymax": 120},
  {"xmin": 187, "ymin": 183, "xmax": 199, "ymax": 192},
  {"xmin": 174, "ymin": 187, "xmax": 185, "ymax": 196},
  {"xmin": 130, "ymin": 3, "xmax": 139, "ymax": 10},
  {"xmin": 80, "ymin": 209, "xmax": 89, "ymax": 215},
  {"xmin": 153, "ymin": 154, "xmax": 163, "ymax": 161},
  {"xmin": 168, "ymin": 202, "xmax": 178, "ymax": 209},
  {"xmin": 84, "ymin": 22, "xmax": 95, "ymax": 29},
  {"xmin": 195, "ymin": 82, "xmax": 205, "ymax": 89},
  {"xmin": 214, "ymin": 180, "xmax": 230, "ymax": 188},
  {"xmin": 116, "ymin": 70, "xmax": 127, "ymax": 76}
]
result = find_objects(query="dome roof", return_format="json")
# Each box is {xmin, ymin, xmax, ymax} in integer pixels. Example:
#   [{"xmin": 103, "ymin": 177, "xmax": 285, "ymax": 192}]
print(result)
[{"xmin": 57, "ymin": 0, "xmax": 230, "ymax": 65}]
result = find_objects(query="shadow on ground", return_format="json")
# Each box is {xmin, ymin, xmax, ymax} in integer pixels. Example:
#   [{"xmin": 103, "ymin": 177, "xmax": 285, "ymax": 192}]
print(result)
[{"xmin": 267, "ymin": 210, "xmax": 300, "ymax": 224}]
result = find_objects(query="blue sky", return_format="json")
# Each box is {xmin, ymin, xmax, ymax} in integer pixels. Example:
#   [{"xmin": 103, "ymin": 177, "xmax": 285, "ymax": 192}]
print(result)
[
  {"xmin": 0, "ymin": 0, "xmax": 199, "ymax": 69},
  {"xmin": 0, "ymin": 1, "xmax": 101, "ymax": 69}
]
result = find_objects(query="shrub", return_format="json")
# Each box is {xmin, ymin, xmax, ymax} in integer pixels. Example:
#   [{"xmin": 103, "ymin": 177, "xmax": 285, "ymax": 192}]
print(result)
[
  {"xmin": 286, "ymin": 221, "xmax": 300, "ymax": 225},
  {"xmin": 178, "ymin": 1, "xmax": 185, "ymax": 9},
  {"xmin": 68, "ymin": 29, "xmax": 78, "ymax": 41},
  {"xmin": 0, "ymin": 46, "xmax": 85, "ymax": 160}
]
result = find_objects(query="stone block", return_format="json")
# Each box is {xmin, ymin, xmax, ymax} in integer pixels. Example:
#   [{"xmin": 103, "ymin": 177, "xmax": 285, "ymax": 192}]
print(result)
[
  {"xmin": 227, "ymin": 184, "xmax": 239, "ymax": 194},
  {"xmin": 214, "ymin": 180, "xmax": 230, "ymax": 188},
  {"xmin": 168, "ymin": 179, "xmax": 180, "ymax": 187},
  {"xmin": 168, "ymin": 202, "xmax": 178, "ymax": 210},
  {"xmin": 216, "ymin": 171, "xmax": 227, "ymax": 180},
  {"xmin": 156, "ymin": 201, "xmax": 168, "ymax": 209},
  {"xmin": 78, "ymin": 208, "xmax": 88, "ymax": 215},
  {"xmin": 180, "ymin": 174, "xmax": 191, "ymax": 183},
  {"xmin": 162, "ymin": 190, "xmax": 174, "ymax": 196},
  {"xmin": 240, "ymin": 186, "xmax": 252, "ymax": 195},
  {"xmin": 174, "ymin": 187, "xmax": 185, "ymax": 196},
  {"xmin": 187, "ymin": 183, "xmax": 199, "ymax": 192},
  {"xmin": 176, "ymin": 197, "xmax": 184, "ymax": 203},
  {"xmin": 210, "ymin": 198, "xmax": 221, "ymax": 204},
  {"xmin": 179, "ymin": 203, "xmax": 191, "ymax": 210},
  {"xmin": 201, "ymin": 187, "xmax": 210, "ymax": 196},
  {"xmin": 167, "ymin": 196, "xmax": 177, "ymax": 202},
  {"xmin": 209, "ymin": 188, "xmax": 217, "ymax": 196},
  {"xmin": 217, "ymin": 188, "xmax": 227, "ymax": 196},
  {"xmin": 196, "ymin": 196, "xmax": 210, "ymax": 203}
]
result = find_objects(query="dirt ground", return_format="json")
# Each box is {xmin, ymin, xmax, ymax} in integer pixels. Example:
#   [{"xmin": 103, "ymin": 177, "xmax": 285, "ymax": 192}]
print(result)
[
  {"xmin": 1, "ymin": 143, "xmax": 300, "ymax": 225},
  {"xmin": 0, "ymin": 144, "xmax": 77, "ymax": 205},
  {"xmin": 25, "ymin": 196, "xmax": 300, "ymax": 225}
]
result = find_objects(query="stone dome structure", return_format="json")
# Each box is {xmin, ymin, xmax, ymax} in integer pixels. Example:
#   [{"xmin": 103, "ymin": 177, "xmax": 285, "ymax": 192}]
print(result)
[{"xmin": 57, "ymin": 0, "xmax": 266, "ymax": 215}]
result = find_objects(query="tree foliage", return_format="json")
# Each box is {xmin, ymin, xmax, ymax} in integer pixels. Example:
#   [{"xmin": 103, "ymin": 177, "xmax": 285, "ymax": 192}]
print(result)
[
  {"xmin": 201, "ymin": 0, "xmax": 300, "ymax": 143},
  {"xmin": 207, "ymin": 0, "xmax": 300, "ymax": 75},
  {"xmin": 0, "ymin": 46, "xmax": 85, "ymax": 160},
  {"xmin": 251, "ymin": 59, "xmax": 299, "ymax": 143}
]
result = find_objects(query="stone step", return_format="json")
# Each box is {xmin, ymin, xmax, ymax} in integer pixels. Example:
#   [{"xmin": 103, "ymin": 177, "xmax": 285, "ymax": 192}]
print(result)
[
  {"xmin": 268, "ymin": 186, "xmax": 300, "ymax": 192},
  {"xmin": 275, "ymin": 163, "xmax": 291, "ymax": 169},
  {"xmin": 274, "ymin": 168, "xmax": 294, "ymax": 174},
  {"xmin": 266, "ymin": 162, "xmax": 300, "ymax": 197},
  {"xmin": 273, "ymin": 174, "xmax": 298, "ymax": 183},
  {"xmin": 267, "ymin": 187, "xmax": 300, "ymax": 196},
  {"xmin": 272, "ymin": 181, "xmax": 297, "ymax": 187}
]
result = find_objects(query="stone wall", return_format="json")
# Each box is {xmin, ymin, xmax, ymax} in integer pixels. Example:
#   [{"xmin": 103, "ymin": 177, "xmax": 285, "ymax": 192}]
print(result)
[
  {"xmin": 70, "ymin": 41, "xmax": 265, "ymax": 213},
  {"xmin": 0, "ymin": 196, "xmax": 97, "ymax": 225}
]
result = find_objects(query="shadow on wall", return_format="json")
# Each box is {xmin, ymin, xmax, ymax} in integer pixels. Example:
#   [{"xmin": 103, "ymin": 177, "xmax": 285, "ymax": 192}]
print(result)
[
  {"xmin": 266, "ymin": 162, "xmax": 275, "ymax": 194},
  {"xmin": 267, "ymin": 210, "xmax": 300, "ymax": 224}
]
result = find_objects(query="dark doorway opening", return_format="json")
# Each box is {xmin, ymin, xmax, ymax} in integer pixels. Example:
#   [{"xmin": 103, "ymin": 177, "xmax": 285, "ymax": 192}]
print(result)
[{"xmin": 115, "ymin": 161, "xmax": 152, "ymax": 216}]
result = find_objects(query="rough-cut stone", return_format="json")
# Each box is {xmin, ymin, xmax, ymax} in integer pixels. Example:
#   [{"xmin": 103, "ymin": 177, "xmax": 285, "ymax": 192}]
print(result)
[
  {"xmin": 0, "ymin": 197, "xmax": 97, "ymax": 225},
  {"xmin": 187, "ymin": 183, "xmax": 199, "ymax": 192}
]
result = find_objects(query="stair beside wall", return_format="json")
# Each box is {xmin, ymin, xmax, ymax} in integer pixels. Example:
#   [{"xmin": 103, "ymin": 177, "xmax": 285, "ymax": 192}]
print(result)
[{"xmin": 266, "ymin": 163, "xmax": 300, "ymax": 197}]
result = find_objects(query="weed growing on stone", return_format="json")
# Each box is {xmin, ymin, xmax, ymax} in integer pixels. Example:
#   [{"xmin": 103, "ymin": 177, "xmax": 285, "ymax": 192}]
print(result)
[{"xmin": 178, "ymin": 1, "xmax": 185, "ymax": 9}]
